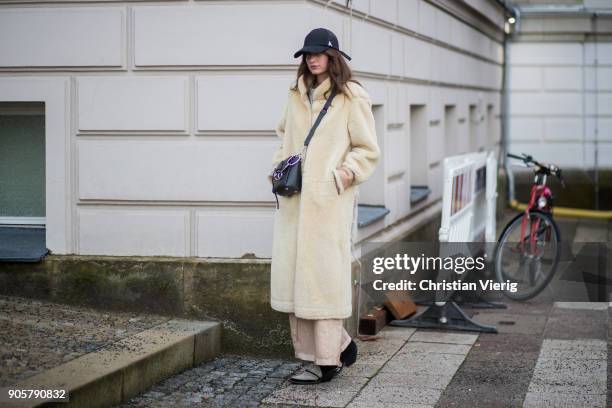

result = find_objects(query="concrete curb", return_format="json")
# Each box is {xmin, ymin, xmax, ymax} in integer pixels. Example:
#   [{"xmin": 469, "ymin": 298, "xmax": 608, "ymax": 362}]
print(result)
[{"xmin": 4, "ymin": 319, "xmax": 221, "ymax": 408}]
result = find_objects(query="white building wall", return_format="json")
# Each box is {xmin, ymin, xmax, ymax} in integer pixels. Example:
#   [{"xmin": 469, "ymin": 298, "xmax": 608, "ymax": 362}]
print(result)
[
  {"xmin": 507, "ymin": 0, "xmax": 612, "ymax": 170},
  {"xmin": 508, "ymin": 41, "xmax": 612, "ymax": 169},
  {"xmin": 0, "ymin": 0, "xmax": 505, "ymax": 257}
]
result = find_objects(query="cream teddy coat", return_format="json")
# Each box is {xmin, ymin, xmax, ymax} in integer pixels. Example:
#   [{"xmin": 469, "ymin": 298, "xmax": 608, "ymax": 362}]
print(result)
[{"xmin": 269, "ymin": 74, "xmax": 380, "ymax": 320}]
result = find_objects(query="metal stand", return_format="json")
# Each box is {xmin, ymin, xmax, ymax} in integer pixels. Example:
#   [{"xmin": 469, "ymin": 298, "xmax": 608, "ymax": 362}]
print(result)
[
  {"xmin": 389, "ymin": 301, "xmax": 498, "ymax": 333},
  {"xmin": 453, "ymin": 290, "xmax": 508, "ymax": 309},
  {"xmin": 416, "ymin": 292, "xmax": 507, "ymax": 310}
]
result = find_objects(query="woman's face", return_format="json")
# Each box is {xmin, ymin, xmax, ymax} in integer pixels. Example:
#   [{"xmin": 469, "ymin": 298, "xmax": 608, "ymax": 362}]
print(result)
[{"xmin": 306, "ymin": 52, "xmax": 329, "ymax": 76}]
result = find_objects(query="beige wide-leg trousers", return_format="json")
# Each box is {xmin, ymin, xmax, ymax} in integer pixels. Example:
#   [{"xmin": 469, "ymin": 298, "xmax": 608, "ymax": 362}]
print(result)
[{"xmin": 288, "ymin": 313, "xmax": 352, "ymax": 366}]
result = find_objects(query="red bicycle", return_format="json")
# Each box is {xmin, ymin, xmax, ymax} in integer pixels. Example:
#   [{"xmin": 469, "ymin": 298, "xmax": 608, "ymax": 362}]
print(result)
[{"xmin": 495, "ymin": 153, "xmax": 566, "ymax": 300}]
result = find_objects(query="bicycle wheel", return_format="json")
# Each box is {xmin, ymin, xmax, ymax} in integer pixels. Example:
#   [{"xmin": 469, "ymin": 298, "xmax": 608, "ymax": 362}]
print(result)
[{"xmin": 495, "ymin": 210, "xmax": 560, "ymax": 301}]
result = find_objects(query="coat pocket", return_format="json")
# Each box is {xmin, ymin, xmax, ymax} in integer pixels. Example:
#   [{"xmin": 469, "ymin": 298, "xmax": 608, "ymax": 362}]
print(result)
[
  {"xmin": 309, "ymin": 179, "xmax": 338, "ymax": 208},
  {"xmin": 332, "ymin": 168, "xmax": 344, "ymax": 195}
]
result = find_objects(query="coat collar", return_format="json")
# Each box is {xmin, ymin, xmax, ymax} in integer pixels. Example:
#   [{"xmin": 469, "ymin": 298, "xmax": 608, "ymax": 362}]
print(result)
[{"xmin": 297, "ymin": 74, "xmax": 332, "ymax": 102}]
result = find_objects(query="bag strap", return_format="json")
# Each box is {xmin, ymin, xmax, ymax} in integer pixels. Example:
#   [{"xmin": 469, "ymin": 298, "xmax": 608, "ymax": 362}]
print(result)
[{"xmin": 303, "ymin": 87, "xmax": 337, "ymax": 147}]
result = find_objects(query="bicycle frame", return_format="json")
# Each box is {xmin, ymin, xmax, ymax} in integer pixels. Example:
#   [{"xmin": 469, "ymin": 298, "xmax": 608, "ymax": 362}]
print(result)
[{"xmin": 520, "ymin": 170, "xmax": 554, "ymax": 255}]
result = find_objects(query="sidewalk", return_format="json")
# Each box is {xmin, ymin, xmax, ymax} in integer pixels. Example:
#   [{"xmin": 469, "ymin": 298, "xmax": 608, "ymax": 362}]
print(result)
[
  {"xmin": 116, "ymin": 212, "xmax": 612, "ymax": 407},
  {"xmin": 262, "ymin": 326, "xmax": 475, "ymax": 407},
  {"xmin": 439, "ymin": 300, "xmax": 608, "ymax": 408},
  {"xmin": 114, "ymin": 300, "xmax": 609, "ymax": 408}
]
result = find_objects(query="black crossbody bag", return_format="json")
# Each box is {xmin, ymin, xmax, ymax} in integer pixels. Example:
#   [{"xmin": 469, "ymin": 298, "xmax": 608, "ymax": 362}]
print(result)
[{"xmin": 271, "ymin": 88, "xmax": 337, "ymax": 209}]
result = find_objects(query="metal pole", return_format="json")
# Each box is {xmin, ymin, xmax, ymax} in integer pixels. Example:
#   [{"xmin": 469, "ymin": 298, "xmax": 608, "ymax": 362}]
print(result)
[
  {"xmin": 503, "ymin": 5, "xmax": 521, "ymax": 205},
  {"xmin": 593, "ymin": 13, "xmax": 600, "ymax": 210}
]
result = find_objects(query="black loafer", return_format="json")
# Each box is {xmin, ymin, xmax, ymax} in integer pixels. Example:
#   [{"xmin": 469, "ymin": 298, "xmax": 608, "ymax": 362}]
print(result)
[
  {"xmin": 340, "ymin": 339, "xmax": 358, "ymax": 367},
  {"xmin": 320, "ymin": 364, "xmax": 342, "ymax": 382}
]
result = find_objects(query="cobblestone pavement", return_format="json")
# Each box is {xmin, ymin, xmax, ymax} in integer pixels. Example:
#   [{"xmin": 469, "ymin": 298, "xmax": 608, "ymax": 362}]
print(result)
[
  {"xmin": 115, "ymin": 354, "xmax": 304, "ymax": 408},
  {"xmin": 0, "ymin": 295, "xmax": 171, "ymax": 387}
]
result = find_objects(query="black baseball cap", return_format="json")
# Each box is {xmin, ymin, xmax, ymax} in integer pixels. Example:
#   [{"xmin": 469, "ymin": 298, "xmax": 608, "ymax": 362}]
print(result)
[{"xmin": 294, "ymin": 28, "xmax": 352, "ymax": 61}]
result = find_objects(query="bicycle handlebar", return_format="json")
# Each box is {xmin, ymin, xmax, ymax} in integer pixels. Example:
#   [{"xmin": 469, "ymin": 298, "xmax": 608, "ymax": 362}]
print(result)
[
  {"xmin": 507, "ymin": 153, "xmax": 528, "ymax": 161},
  {"xmin": 507, "ymin": 153, "xmax": 539, "ymax": 166},
  {"xmin": 507, "ymin": 152, "xmax": 565, "ymax": 187}
]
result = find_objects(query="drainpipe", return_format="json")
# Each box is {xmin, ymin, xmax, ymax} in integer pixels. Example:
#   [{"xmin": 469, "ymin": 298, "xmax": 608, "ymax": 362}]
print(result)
[
  {"xmin": 498, "ymin": 2, "xmax": 520, "ymax": 205},
  {"xmin": 592, "ymin": 12, "xmax": 599, "ymax": 210}
]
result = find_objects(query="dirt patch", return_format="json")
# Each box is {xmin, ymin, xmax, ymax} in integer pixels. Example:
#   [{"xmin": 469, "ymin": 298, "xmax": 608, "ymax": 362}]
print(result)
[{"xmin": 0, "ymin": 295, "xmax": 171, "ymax": 387}]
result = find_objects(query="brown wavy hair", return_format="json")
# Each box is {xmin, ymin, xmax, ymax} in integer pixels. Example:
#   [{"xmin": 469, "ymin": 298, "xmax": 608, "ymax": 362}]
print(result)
[{"xmin": 290, "ymin": 48, "xmax": 362, "ymax": 100}]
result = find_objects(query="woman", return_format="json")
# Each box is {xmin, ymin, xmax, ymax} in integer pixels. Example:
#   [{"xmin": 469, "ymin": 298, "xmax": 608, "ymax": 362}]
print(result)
[{"xmin": 268, "ymin": 28, "xmax": 381, "ymax": 384}]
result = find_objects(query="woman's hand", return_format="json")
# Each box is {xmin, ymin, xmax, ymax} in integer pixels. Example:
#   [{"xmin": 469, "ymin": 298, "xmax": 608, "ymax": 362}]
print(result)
[{"xmin": 337, "ymin": 167, "xmax": 355, "ymax": 190}]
